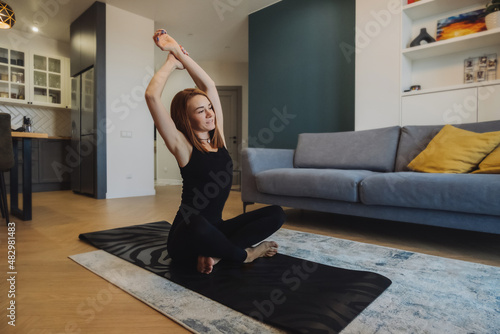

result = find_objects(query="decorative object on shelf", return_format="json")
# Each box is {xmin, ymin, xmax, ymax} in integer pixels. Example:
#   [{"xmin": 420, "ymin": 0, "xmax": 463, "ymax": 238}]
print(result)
[
  {"xmin": 409, "ymin": 28, "xmax": 435, "ymax": 47},
  {"xmin": 403, "ymin": 85, "xmax": 422, "ymax": 93},
  {"xmin": 483, "ymin": 0, "xmax": 500, "ymax": 30},
  {"xmin": 0, "ymin": 1, "xmax": 15, "ymax": 29},
  {"xmin": 464, "ymin": 53, "xmax": 497, "ymax": 83},
  {"xmin": 407, "ymin": 0, "xmax": 421, "ymax": 4},
  {"xmin": 437, "ymin": 9, "xmax": 486, "ymax": 41}
]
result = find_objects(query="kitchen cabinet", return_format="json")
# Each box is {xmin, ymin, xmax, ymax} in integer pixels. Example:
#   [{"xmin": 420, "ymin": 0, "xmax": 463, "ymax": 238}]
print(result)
[
  {"xmin": 31, "ymin": 53, "xmax": 70, "ymax": 108},
  {"xmin": 0, "ymin": 46, "xmax": 27, "ymax": 103},
  {"xmin": 0, "ymin": 44, "xmax": 70, "ymax": 108},
  {"xmin": 70, "ymin": 1, "xmax": 107, "ymax": 199},
  {"xmin": 70, "ymin": 3, "xmax": 97, "ymax": 76},
  {"xmin": 5, "ymin": 138, "xmax": 71, "ymax": 193}
]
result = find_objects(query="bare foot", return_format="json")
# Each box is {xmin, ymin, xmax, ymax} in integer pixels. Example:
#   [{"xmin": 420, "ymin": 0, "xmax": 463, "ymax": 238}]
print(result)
[
  {"xmin": 197, "ymin": 256, "xmax": 220, "ymax": 274},
  {"xmin": 244, "ymin": 241, "xmax": 279, "ymax": 263}
]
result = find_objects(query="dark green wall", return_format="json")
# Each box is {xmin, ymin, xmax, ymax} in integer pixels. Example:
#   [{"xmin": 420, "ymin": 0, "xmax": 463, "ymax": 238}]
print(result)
[{"xmin": 249, "ymin": 0, "xmax": 355, "ymax": 149}]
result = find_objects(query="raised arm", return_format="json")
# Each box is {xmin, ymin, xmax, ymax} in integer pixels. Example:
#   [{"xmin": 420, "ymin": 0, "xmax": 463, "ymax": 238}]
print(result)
[
  {"xmin": 145, "ymin": 52, "xmax": 191, "ymax": 167},
  {"xmin": 154, "ymin": 29, "xmax": 226, "ymax": 146}
]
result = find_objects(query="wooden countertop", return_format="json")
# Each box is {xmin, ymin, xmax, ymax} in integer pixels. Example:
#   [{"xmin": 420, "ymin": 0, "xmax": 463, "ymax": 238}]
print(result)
[
  {"xmin": 11, "ymin": 132, "xmax": 48, "ymax": 138},
  {"xmin": 11, "ymin": 132, "xmax": 71, "ymax": 140}
]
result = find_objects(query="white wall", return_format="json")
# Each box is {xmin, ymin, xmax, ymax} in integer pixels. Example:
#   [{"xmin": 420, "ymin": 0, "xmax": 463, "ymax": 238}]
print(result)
[
  {"xmin": 355, "ymin": 0, "xmax": 401, "ymax": 130},
  {"xmin": 105, "ymin": 5, "xmax": 155, "ymax": 198},
  {"xmin": 154, "ymin": 56, "xmax": 249, "ymax": 185}
]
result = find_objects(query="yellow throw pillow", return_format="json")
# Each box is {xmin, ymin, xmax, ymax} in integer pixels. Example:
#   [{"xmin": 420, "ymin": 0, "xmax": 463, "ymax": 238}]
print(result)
[
  {"xmin": 472, "ymin": 145, "xmax": 500, "ymax": 174},
  {"xmin": 407, "ymin": 125, "xmax": 500, "ymax": 173}
]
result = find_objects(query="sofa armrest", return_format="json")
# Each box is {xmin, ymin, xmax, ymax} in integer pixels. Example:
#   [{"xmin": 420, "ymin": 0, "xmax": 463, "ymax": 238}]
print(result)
[
  {"xmin": 241, "ymin": 148, "xmax": 295, "ymax": 204},
  {"xmin": 242, "ymin": 148, "xmax": 295, "ymax": 174}
]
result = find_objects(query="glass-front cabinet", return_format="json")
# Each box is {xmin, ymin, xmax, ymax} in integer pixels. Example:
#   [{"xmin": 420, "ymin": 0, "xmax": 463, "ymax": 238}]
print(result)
[
  {"xmin": 32, "ymin": 53, "xmax": 65, "ymax": 107},
  {"xmin": 0, "ymin": 47, "xmax": 26, "ymax": 102},
  {"xmin": 0, "ymin": 44, "xmax": 69, "ymax": 108}
]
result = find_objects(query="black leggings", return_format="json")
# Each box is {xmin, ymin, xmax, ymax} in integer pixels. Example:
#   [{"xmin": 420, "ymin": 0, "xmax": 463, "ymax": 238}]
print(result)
[{"xmin": 167, "ymin": 205, "xmax": 285, "ymax": 265}]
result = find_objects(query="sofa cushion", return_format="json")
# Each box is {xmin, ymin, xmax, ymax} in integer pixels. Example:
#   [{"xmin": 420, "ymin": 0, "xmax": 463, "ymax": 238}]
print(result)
[
  {"xmin": 360, "ymin": 172, "xmax": 500, "ymax": 216},
  {"xmin": 294, "ymin": 126, "xmax": 401, "ymax": 172},
  {"xmin": 407, "ymin": 125, "xmax": 500, "ymax": 173},
  {"xmin": 255, "ymin": 168, "xmax": 378, "ymax": 203},
  {"xmin": 472, "ymin": 145, "xmax": 500, "ymax": 174},
  {"xmin": 395, "ymin": 120, "xmax": 500, "ymax": 172}
]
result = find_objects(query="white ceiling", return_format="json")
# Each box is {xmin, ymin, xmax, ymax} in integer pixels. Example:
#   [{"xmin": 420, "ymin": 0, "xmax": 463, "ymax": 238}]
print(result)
[{"xmin": 7, "ymin": 0, "xmax": 281, "ymax": 62}]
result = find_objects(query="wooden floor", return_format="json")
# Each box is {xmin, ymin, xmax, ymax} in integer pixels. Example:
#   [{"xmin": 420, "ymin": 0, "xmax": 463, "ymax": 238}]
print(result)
[{"xmin": 1, "ymin": 186, "xmax": 499, "ymax": 333}]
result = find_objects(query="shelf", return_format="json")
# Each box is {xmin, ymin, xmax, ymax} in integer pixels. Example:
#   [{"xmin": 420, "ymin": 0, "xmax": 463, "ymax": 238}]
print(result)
[
  {"xmin": 402, "ymin": 28, "xmax": 500, "ymax": 60},
  {"xmin": 403, "ymin": 0, "xmax": 485, "ymax": 21},
  {"xmin": 401, "ymin": 79, "xmax": 500, "ymax": 96}
]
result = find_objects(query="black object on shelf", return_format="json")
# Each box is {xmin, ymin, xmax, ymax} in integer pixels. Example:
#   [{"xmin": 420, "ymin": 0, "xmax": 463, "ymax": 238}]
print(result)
[{"xmin": 410, "ymin": 28, "xmax": 436, "ymax": 47}]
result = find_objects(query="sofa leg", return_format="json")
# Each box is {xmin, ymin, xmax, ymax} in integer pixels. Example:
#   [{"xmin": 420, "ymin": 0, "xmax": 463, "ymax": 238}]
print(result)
[{"xmin": 243, "ymin": 202, "xmax": 254, "ymax": 213}]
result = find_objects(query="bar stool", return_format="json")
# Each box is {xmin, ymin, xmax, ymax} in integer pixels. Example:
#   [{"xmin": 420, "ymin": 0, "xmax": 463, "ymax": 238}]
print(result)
[{"xmin": 0, "ymin": 113, "xmax": 14, "ymax": 225}]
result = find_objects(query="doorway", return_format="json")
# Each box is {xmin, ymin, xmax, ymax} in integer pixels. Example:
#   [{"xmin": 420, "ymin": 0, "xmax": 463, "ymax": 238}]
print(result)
[{"xmin": 217, "ymin": 86, "xmax": 242, "ymax": 189}]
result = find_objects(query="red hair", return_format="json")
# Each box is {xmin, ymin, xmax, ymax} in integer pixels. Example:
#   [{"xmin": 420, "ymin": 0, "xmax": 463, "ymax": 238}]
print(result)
[{"xmin": 170, "ymin": 88, "xmax": 224, "ymax": 153}]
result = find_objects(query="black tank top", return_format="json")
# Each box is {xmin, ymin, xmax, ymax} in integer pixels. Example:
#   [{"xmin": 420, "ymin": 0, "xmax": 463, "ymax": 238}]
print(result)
[{"xmin": 175, "ymin": 146, "xmax": 233, "ymax": 225}]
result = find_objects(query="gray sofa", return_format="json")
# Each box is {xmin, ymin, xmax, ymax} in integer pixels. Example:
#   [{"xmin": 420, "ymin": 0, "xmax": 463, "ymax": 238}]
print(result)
[{"xmin": 241, "ymin": 120, "xmax": 500, "ymax": 235}]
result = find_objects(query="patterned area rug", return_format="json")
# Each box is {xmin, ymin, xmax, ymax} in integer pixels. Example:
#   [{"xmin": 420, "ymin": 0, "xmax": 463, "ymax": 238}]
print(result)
[
  {"xmin": 70, "ymin": 222, "xmax": 500, "ymax": 334},
  {"xmin": 74, "ymin": 221, "xmax": 391, "ymax": 333}
]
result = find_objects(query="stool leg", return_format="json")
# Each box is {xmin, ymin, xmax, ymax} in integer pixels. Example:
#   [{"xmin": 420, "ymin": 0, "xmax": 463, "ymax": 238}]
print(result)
[{"xmin": 0, "ymin": 172, "xmax": 9, "ymax": 225}]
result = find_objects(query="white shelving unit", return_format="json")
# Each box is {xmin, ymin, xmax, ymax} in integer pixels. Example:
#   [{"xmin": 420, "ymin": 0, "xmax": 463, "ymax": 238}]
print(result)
[
  {"xmin": 402, "ymin": 0, "xmax": 485, "ymax": 21},
  {"xmin": 402, "ymin": 28, "xmax": 500, "ymax": 60},
  {"xmin": 400, "ymin": 0, "xmax": 500, "ymax": 125}
]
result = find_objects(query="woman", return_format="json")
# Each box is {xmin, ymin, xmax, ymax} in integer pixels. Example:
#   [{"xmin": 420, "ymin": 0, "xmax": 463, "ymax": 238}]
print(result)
[{"xmin": 145, "ymin": 29, "xmax": 285, "ymax": 274}]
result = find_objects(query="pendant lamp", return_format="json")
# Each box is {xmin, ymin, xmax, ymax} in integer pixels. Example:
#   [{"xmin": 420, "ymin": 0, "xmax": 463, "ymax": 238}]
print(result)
[{"xmin": 0, "ymin": 1, "xmax": 15, "ymax": 29}]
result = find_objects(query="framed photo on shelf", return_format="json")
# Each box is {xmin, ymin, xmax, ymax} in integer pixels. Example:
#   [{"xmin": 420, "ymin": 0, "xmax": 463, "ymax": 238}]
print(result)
[
  {"xmin": 477, "ymin": 70, "xmax": 486, "ymax": 82},
  {"xmin": 487, "ymin": 54, "xmax": 497, "ymax": 70},
  {"xmin": 464, "ymin": 54, "xmax": 497, "ymax": 83},
  {"xmin": 479, "ymin": 56, "xmax": 488, "ymax": 67},
  {"xmin": 437, "ymin": 9, "xmax": 486, "ymax": 41},
  {"xmin": 464, "ymin": 71, "xmax": 474, "ymax": 84}
]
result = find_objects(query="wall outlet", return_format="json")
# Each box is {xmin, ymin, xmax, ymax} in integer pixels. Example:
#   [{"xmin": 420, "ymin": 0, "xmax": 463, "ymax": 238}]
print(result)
[{"xmin": 120, "ymin": 131, "xmax": 133, "ymax": 138}]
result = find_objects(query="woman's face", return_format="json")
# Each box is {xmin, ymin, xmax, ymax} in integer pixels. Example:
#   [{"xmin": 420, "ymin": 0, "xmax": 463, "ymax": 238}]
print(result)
[{"xmin": 186, "ymin": 94, "xmax": 215, "ymax": 133}]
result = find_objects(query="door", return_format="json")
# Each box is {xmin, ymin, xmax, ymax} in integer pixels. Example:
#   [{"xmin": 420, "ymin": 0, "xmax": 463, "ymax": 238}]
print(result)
[{"xmin": 218, "ymin": 86, "xmax": 242, "ymax": 187}]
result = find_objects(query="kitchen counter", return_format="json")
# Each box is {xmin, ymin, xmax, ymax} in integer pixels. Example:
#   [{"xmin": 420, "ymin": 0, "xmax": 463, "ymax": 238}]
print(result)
[
  {"xmin": 11, "ymin": 132, "xmax": 71, "ymax": 140},
  {"xmin": 11, "ymin": 132, "xmax": 49, "ymax": 138}
]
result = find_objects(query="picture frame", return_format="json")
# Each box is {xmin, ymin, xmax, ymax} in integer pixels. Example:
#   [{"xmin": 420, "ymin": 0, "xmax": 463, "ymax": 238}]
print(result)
[
  {"xmin": 477, "ymin": 70, "xmax": 486, "ymax": 82},
  {"xmin": 464, "ymin": 54, "xmax": 497, "ymax": 83},
  {"xmin": 464, "ymin": 71, "xmax": 474, "ymax": 84},
  {"xmin": 465, "ymin": 58, "xmax": 474, "ymax": 70},
  {"xmin": 479, "ymin": 56, "xmax": 488, "ymax": 67},
  {"xmin": 437, "ymin": 9, "xmax": 486, "ymax": 41},
  {"xmin": 487, "ymin": 54, "xmax": 497, "ymax": 70}
]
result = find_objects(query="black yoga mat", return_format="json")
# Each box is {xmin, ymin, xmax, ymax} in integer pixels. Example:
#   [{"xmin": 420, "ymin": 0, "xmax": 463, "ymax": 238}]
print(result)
[{"xmin": 79, "ymin": 221, "xmax": 391, "ymax": 334}]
